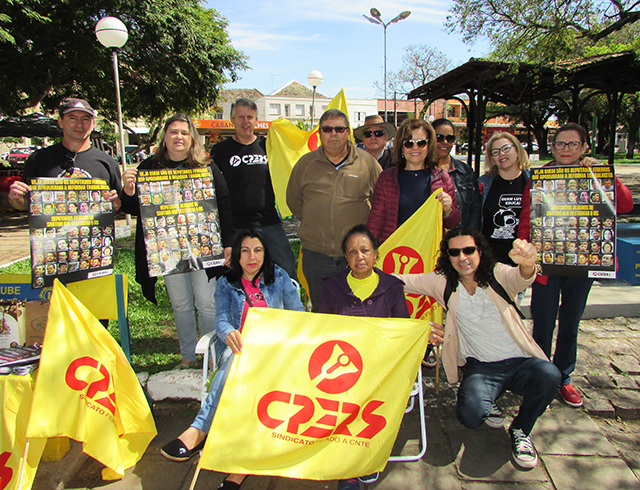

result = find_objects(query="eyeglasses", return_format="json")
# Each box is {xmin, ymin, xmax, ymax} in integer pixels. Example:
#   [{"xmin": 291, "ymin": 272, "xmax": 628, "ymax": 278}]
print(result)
[
  {"xmin": 552, "ymin": 141, "xmax": 582, "ymax": 150},
  {"xmin": 403, "ymin": 139, "xmax": 428, "ymax": 149},
  {"xmin": 436, "ymin": 134, "xmax": 455, "ymax": 144},
  {"xmin": 321, "ymin": 125, "xmax": 349, "ymax": 134},
  {"xmin": 490, "ymin": 144, "xmax": 514, "ymax": 157},
  {"xmin": 363, "ymin": 130, "xmax": 385, "ymax": 138},
  {"xmin": 447, "ymin": 246, "xmax": 478, "ymax": 257}
]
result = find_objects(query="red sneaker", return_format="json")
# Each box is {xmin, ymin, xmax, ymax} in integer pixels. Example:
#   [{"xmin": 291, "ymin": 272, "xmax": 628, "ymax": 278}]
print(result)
[{"xmin": 559, "ymin": 384, "xmax": 583, "ymax": 407}]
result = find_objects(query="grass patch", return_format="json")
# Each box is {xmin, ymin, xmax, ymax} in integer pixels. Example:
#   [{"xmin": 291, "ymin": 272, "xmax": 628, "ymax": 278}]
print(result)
[{"xmin": 1, "ymin": 231, "xmax": 304, "ymax": 375}]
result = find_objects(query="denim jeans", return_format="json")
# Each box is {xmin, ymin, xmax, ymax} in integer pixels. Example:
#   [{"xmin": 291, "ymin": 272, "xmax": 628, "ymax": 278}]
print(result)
[
  {"xmin": 301, "ymin": 248, "xmax": 348, "ymax": 312},
  {"xmin": 531, "ymin": 276, "xmax": 594, "ymax": 385},
  {"xmin": 192, "ymin": 347, "xmax": 234, "ymax": 433},
  {"xmin": 164, "ymin": 269, "xmax": 217, "ymax": 362},
  {"xmin": 456, "ymin": 357, "xmax": 561, "ymax": 435},
  {"xmin": 235, "ymin": 223, "xmax": 297, "ymax": 280}
]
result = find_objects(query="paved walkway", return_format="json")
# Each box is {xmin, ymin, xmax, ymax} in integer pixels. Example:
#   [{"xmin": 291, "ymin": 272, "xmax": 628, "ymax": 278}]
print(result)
[{"xmin": 1, "ymin": 207, "xmax": 639, "ymax": 489}]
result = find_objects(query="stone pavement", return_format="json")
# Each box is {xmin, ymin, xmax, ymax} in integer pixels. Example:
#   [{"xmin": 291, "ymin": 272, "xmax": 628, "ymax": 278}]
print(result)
[{"xmin": 2, "ymin": 208, "xmax": 640, "ymax": 489}]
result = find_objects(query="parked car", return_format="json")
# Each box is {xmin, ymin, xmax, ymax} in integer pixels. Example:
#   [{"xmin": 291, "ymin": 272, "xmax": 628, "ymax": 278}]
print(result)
[{"xmin": 7, "ymin": 147, "xmax": 32, "ymax": 168}]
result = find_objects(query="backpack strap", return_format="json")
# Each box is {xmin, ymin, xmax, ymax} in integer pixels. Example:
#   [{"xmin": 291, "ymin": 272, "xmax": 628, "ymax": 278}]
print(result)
[
  {"xmin": 489, "ymin": 277, "xmax": 526, "ymax": 320},
  {"xmin": 443, "ymin": 276, "xmax": 455, "ymax": 312}
]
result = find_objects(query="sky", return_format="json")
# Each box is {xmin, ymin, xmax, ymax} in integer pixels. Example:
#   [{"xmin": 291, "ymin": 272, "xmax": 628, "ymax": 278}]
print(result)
[{"xmin": 205, "ymin": 0, "xmax": 492, "ymax": 100}]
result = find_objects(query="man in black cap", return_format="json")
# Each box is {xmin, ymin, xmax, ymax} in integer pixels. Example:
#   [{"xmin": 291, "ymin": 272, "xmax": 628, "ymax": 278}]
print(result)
[
  {"xmin": 353, "ymin": 114, "xmax": 396, "ymax": 170},
  {"xmin": 8, "ymin": 97, "xmax": 122, "ymax": 210}
]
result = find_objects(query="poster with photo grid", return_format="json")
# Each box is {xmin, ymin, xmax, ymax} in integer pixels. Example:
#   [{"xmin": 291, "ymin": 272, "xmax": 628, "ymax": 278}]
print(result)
[
  {"xmin": 137, "ymin": 167, "xmax": 224, "ymax": 278},
  {"xmin": 28, "ymin": 178, "xmax": 115, "ymax": 288},
  {"xmin": 529, "ymin": 165, "xmax": 617, "ymax": 279}
]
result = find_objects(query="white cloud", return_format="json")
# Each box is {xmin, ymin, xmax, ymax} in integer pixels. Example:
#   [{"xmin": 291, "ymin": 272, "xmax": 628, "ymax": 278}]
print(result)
[{"xmin": 229, "ymin": 26, "xmax": 321, "ymax": 51}]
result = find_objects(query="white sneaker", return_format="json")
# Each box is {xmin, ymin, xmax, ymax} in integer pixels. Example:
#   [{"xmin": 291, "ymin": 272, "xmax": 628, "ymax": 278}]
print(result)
[
  {"xmin": 485, "ymin": 403, "xmax": 504, "ymax": 429},
  {"xmin": 509, "ymin": 427, "xmax": 538, "ymax": 469}
]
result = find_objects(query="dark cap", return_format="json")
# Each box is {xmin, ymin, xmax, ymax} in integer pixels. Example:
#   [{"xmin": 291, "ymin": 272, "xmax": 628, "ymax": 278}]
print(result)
[{"xmin": 59, "ymin": 98, "xmax": 97, "ymax": 118}]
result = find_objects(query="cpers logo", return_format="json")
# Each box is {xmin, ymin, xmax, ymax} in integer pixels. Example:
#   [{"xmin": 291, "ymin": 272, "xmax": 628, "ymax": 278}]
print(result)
[
  {"xmin": 257, "ymin": 341, "xmax": 386, "ymax": 443},
  {"xmin": 229, "ymin": 154, "xmax": 268, "ymax": 167},
  {"xmin": 382, "ymin": 246, "xmax": 438, "ymax": 318},
  {"xmin": 65, "ymin": 356, "xmax": 116, "ymax": 420}
]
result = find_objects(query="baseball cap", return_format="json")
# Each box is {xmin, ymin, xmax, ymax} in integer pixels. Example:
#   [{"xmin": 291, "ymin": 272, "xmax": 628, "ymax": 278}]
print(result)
[{"xmin": 59, "ymin": 98, "xmax": 98, "ymax": 118}]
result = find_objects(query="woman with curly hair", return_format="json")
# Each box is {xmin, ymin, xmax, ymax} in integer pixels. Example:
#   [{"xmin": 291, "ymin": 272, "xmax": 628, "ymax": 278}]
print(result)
[{"xmin": 394, "ymin": 228, "xmax": 560, "ymax": 470}]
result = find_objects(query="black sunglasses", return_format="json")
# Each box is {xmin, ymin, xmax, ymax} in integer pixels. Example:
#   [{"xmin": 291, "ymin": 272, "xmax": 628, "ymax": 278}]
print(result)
[
  {"xmin": 436, "ymin": 133, "xmax": 456, "ymax": 144},
  {"xmin": 447, "ymin": 246, "xmax": 478, "ymax": 257},
  {"xmin": 403, "ymin": 139, "xmax": 428, "ymax": 149},
  {"xmin": 363, "ymin": 130, "xmax": 385, "ymax": 138},
  {"xmin": 321, "ymin": 125, "xmax": 349, "ymax": 134}
]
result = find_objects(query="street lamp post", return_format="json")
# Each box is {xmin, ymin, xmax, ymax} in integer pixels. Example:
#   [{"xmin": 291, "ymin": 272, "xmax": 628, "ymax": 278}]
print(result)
[
  {"xmin": 363, "ymin": 8, "xmax": 411, "ymax": 122},
  {"xmin": 95, "ymin": 16, "xmax": 129, "ymax": 225},
  {"xmin": 307, "ymin": 70, "xmax": 323, "ymax": 128}
]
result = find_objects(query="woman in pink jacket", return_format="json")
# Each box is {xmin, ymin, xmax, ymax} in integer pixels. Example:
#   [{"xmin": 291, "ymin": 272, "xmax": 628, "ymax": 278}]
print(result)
[{"xmin": 367, "ymin": 118, "xmax": 460, "ymax": 244}]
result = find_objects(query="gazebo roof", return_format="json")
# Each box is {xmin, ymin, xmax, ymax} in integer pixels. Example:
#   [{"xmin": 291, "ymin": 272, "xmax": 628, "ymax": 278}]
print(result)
[{"xmin": 408, "ymin": 51, "xmax": 640, "ymax": 105}]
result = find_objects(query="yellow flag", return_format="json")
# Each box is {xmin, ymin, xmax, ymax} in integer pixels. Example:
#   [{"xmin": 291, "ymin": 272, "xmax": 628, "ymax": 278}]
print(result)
[
  {"xmin": 375, "ymin": 191, "xmax": 444, "ymax": 325},
  {"xmin": 0, "ymin": 375, "xmax": 46, "ymax": 490},
  {"xmin": 267, "ymin": 89, "xmax": 351, "ymax": 218},
  {"xmin": 25, "ymin": 280, "xmax": 156, "ymax": 479},
  {"xmin": 199, "ymin": 307, "xmax": 430, "ymax": 480}
]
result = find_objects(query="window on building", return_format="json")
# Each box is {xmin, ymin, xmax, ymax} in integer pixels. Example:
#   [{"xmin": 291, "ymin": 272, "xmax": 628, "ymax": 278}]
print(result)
[
  {"xmin": 214, "ymin": 111, "xmax": 223, "ymax": 120},
  {"xmin": 321, "ymin": 105, "xmax": 328, "ymax": 112},
  {"xmin": 354, "ymin": 112, "xmax": 366, "ymax": 122},
  {"xmin": 447, "ymin": 106, "xmax": 456, "ymax": 118},
  {"xmin": 270, "ymin": 104, "xmax": 281, "ymax": 116},
  {"xmin": 295, "ymin": 104, "xmax": 305, "ymax": 116},
  {"xmin": 284, "ymin": 104, "xmax": 290, "ymax": 117}
]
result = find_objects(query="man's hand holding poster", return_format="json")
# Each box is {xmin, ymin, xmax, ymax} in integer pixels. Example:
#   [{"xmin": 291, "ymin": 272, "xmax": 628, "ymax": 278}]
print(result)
[
  {"xmin": 137, "ymin": 167, "xmax": 224, "ymax": 277},
  {"xmin": 28, "ymin": 178, "xmax": 115, "ymax": 288},
  {"xmin": 529, "ymin": 165, "xmax": 616, "ymax": 279}
]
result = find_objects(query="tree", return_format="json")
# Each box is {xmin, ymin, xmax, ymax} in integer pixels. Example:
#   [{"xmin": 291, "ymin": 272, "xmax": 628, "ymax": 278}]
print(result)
[
  {"xmin": 376, "ymin": 45, "xmax": 453, "ymax": 97},
  {"xmin": 445, "ymin": 0, "xmax": 640, "ymax": 63},
  {"xmin": 0, "ymin": 0, "xmax": 247, "ymax": 121}
]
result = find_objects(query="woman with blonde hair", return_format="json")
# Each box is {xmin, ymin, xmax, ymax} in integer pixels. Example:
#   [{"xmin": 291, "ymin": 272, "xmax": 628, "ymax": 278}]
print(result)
[
  {"xmin": 478, "ymin": 132, "xmax": 531, "ymax": 265},
  {"xmin": 121, "ymin": 113, "xmax": 234, "ymax": 369}
]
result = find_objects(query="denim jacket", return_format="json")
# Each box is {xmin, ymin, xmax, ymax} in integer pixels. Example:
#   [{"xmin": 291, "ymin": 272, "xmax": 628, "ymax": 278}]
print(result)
[{"xmin": 214, "ymin": 264, "xmax": 305, "ymax": 345}]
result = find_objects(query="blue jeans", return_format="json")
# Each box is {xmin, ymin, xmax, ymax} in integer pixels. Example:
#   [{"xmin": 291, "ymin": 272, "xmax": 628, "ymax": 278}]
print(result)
[
  {"xmin": 456, "ymin": 357, "xmax": 560, "ymax": 435},
  {"xmin": 531, "ymin": 277, "xmax": 593, "ymax": 385},
  {"xmin": 164, "ymin": 270, "xmax": 217, "ymax": 362},
  {"xmin": 192, "ymin": 347, "xmax": 234, "ymax": 433},
  {"xmin": 301, "ymin": 248, "xmax": 348, "ymax": 312}
]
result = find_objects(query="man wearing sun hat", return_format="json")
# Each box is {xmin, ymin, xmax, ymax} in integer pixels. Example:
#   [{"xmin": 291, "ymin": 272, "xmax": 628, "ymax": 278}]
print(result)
[
  {"xmin": 353, "ymin": 114, "xmax": 396, "ymax": 170},
  {"xmin": 9, "ymin": 97, "xmax": 122, "ymax": 211}
]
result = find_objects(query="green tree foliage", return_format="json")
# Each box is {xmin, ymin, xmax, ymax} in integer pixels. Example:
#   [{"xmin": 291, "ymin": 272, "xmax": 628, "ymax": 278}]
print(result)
[
  {"xmin": 0, "ymin": 0, "xmax": 247, "ymax": 120},
  {"xmin": 446, "ymin": 0, "xmax": 640, "ymax": 63}
]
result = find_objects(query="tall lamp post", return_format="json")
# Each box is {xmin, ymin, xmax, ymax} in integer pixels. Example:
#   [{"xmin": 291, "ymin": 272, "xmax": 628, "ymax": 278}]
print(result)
[
  {"xmin": 307, "ymin": 70, "xmax": 323, "ymax": 128},
  {"xmin": 95, "ymin": 16, "xmax": 129, "ymax": 225},
  {"xmin": 363, "ymin": 8, "xmax": 411, "ymax": 122}
]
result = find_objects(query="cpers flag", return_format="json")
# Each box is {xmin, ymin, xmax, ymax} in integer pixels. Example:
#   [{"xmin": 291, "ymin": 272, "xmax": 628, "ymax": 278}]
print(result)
[
  {"xmin": 376, "ymin": 190, "xmax": 444, "ymax": 324},
  {"xmin": 266, "ymin": 89, "xmax": 352, "ymax": 218},
  {"xmin": 25, "ymin": 280, "xmax": 156, "ymax": 479},
  {"xmin": 198, "ymin": 308, "xmax": 430, "ymax": 480}
]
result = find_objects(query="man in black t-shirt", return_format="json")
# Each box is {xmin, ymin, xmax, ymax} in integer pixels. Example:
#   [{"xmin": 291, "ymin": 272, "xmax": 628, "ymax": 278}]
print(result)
[
  {"xmin": 212, "ymin": 98, "xmax": 296, "ymax": 279},
  {"xmin": 8, "ymin": 97, "xmax": 122, "ymax": 211}
]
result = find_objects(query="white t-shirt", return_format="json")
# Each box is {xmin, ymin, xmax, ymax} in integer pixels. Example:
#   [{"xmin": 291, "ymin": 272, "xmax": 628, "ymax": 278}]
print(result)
[{"xmin": 455, "ymin": 284, "xmax": 528, "ymax": 362}]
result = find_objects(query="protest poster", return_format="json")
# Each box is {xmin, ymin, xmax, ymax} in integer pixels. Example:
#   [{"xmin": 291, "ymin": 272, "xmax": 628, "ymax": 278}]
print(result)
[
  {"xmin": 137, "ymin": 167, "xmax": 224, "ymax": 277},
  {"xmin": 28, "ymin": 178, "xmax": 115, "ymax": 288},
  {"xmin": 529, "ymin": 165, "xmax": 617, "ymax": 279}
]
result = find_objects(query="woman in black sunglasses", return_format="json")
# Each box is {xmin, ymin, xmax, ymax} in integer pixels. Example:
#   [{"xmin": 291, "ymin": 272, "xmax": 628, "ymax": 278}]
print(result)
[
  {"xmin": 433, "ymin": 118, "xmax": 482, "ymax": 231},
  {"xmin": 367, "ymin": 118, "xmax": 460, "ymax": 244}
]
